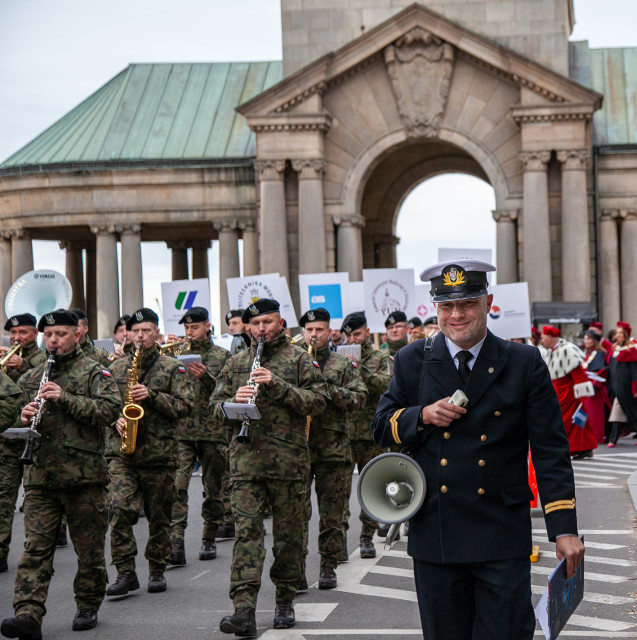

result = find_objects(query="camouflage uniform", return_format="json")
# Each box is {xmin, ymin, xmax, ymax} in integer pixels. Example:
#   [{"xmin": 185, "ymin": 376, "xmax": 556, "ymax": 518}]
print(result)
[
  {"xmin": 0, "ymin": 344, "xmax": 44, "ymax": 569},
  {"xmin": 12, "ymin": 346, "xmax": 120, "ymax": 624},
  {"xmin": 345, "ymin": 341, "xmax": 392, "ymax": 538},
  {"xmin": 302, "ymin": 344, "xmax": 367, "ymax": 569},
  {"xmin": 80, "ymin": 338, "xmax": 112, "ymax": 368},
  {"xmin": 210, "ymin": 331, "xmax": 328, "ymax": 609},
  {"xmin": 108, "ymin": 345, "xmax": 193, "ymax": 574},
  {"xmin": 171, "ymin": 338, "xmax": 230, "ymax": 543},
  {"xmin": 387, "ymin": 338, "xmax": 408, "ymax": 357}
]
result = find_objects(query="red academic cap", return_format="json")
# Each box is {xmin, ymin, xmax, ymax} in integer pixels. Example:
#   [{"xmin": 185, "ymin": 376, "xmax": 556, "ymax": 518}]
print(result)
[
  {"xmin": 531, "ymin": 327, "xmax": 541, "ymax": 339},
  {"xmin": 589, "ymin": 321, "xmax": 603, "ymax": 330},
  {"xmin": 617, "ymin": 321, "xmax": 632, "ymax": 335},
  {"xmin": 543, "ymin": 326, "xmax": 561, "ymax": 337}
]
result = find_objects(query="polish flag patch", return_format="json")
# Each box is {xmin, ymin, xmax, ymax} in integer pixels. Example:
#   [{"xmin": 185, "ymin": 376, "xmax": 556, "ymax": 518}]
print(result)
[
  {"xmin": 178, "ymin": 366, "xmax": 186, "ymax": 374},
  {"xmin": 101, "ymin": 369, "xmax": 112, "ymax": 377}
]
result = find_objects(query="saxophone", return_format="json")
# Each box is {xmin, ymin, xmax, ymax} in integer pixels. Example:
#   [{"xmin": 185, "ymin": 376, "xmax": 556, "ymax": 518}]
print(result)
[
  {"xmin": 305, "ymin": 336, "xmax": 318, "ymax": 440},
  {"xmin": 121, "ymin": 344, "xmax": 145, "ymax": 454}
]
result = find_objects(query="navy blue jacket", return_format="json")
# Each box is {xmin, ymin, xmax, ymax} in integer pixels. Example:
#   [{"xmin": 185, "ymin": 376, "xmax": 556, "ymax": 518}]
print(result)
[{"xmin": 371, "ymin": 330, "xmax": 578, "ymax": 564}]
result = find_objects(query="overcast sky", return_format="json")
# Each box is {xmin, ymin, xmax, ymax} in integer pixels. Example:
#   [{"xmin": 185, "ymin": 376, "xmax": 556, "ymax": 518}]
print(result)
[{"xmin": 0, "ymin": 0, "xmax": 633, "ymax": 332}]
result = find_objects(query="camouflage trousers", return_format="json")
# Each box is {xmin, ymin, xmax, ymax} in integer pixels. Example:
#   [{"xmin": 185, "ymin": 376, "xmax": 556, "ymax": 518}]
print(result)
[
  {"xmin": 0, "ymin": 443, "xmax": 24, "ymax": 560},
  {"xmin": 303, "ymin": 461, "xmax": 349, "ymax": 569},
  {"xmin": 108, "ymin": 458, "xmax": 175, "ymax": 573},
  {"xmin": 346, "ymin": 439, "xmax": 386, "ymax": 538},
  {"xmin": 171, "ymin": 439, "xmax": 227, "ymax": 541},
  {"xmin": 229, "ymin": 478, "xmax": 306, "ymax": 609},
  {"xmin": 13, "ymin": 484, "xmax": 107, "ymax": 624}
]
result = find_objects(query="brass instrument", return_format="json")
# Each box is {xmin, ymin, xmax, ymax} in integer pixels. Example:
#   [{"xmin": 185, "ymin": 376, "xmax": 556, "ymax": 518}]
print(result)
[
  {"xmin": 236, "ymin": 336, "xmax": 266, "ymax": 444},
  {"xmin": 107, "ymin": 338, "xmax": 127, "ymax": 362},
  {"xmin": 158, "ymin": 337, "xmax": 191, "ymax": 356},
  {"xmin": 305, "ymin": 336, "xmax": 318, "ymax": 440},
  {"xmin": 121, "ymin": 344, "xmax": 145, "ymax": 454},
  {"xmin": 288, "ymin": 333, "xmax": 304, "ymax": 345},
  {"xmin": 0, "ymin": 343, "xmax": 22, "ymax": 372}
]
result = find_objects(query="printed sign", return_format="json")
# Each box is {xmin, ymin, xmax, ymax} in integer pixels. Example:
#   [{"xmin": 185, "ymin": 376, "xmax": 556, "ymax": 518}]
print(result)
[
  {"xmin": 362, "ymin": 269, "xmax": 416, "ymax": 334},
  {"xmin": 486, "ymin": 282, "xmax": 531, "ymax": 339},
  {"xmin": 161, "ymin": 278, "xmax": 210, "ymax": 336},
  {"xmin": 299, "ymin": 272, "xmax": 350, "ymax": 329}
]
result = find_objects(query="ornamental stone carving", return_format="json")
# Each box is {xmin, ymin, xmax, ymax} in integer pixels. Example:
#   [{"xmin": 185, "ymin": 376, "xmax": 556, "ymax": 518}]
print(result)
[
  {"xmin": 332, "ymin": 214, "xmax": 366, "ymax": 228},
  {"xmin": 384, "ymin": 27, "xmax": 454, "ymax": 138},
  {"xmin": 291, "ymin": 159, "xmax": 325, "ymax": 179},
  {"xmin": 518, "ymin": 151, "xmax": 551, "ymax": 171},
  {"xmin": 212, "ymin": 219, "xmax": 239, "ymax": 233},
  {"xmin": 492, "ymin": 210, "xmax": 519, "ymax": 223},
  {"xmin": 556, "ymin": 149, "xmax": 591, "ymax": 171},
  {"xmin": 253, "ymin": 159, "xmax": 286, "ymax": 180}
]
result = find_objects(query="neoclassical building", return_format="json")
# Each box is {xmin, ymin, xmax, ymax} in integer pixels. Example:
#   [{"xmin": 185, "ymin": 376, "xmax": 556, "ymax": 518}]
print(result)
[{"xmin": 1, "ymin": 1, "xmax": 636, "ymax": 336}]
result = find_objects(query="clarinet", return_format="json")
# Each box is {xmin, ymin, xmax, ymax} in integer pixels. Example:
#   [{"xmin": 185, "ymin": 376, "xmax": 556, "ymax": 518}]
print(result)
[
  {"xmin": 236, "ymin": 336, "xmax": 266, "ymax": 444},
  {"xmin": 21, "ymin": 348, "xmax": 57, "ymax": 465}
]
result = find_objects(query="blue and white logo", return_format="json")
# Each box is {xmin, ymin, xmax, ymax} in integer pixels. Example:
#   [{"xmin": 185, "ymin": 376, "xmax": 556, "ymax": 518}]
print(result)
[{"xmin": 308, "ymin": 284, "xmax": 343, "ymax": 317}]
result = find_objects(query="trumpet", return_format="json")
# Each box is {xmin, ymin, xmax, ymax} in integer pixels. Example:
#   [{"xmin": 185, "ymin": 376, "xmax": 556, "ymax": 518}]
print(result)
[
  {"xmin": 236, "ymin": 336, "xmax": 266, "ymax": 444},
  {"xmin": 158, "ymin": 337, "xmax": 191, "ymax": 356},
  {"xmin": 305, "ymin": 336, "xmax": 318, "ymax": 440},
  {"xmin": 0, "ymin": 343, "xmax": 22, "ymax": 372},
  {"xmin": 107, "ymin": 338, "xmax": 127, "ymax": 362}
]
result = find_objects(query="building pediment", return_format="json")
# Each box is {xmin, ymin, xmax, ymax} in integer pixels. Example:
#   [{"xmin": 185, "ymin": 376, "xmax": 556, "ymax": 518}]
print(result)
[{"xmin": 238, "ymin": 2, "xmax": 602, "ymax": 123}]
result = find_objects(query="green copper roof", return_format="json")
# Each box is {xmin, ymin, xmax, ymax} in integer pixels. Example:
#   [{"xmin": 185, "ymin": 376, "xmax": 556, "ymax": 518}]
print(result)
[
  {"xmin": 569, "ymin": 42, "xmax": 637, "ymax": 145},
  {"xmin": 1, "ymin": 62, "xmax": 282, "ymax": 169}
]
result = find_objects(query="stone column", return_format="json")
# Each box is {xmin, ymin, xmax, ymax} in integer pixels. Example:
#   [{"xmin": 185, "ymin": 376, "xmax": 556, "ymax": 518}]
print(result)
[
  {"xmin": 239, "ymin": 220, "xmax": 258, "ymax": 276},
  {"xmin": 167, "ymin": 241, "xmax": 189, "ymax": 281},
  {"xmin": 10, "ymin": 229, "xmax": 34, "ymax": 280},
  {"xmin": 292, "ymin": 159, "xmax": 327, "ymax": 274},
  {"xmin": 599, "ymin": 210, "xmax": 621, "ymax": 330},
  {"xmin": 191, "ymin": 240, "xmax": 211, "ymax": 280},
  {"xmin": 59, "ymin": 241, "xmax": 86, "ymax": 311},
  {"xmin": 214, "ymin": 220, "xmax": 240, "ymax": 317},
  {"xmin": 375, "ymin": 236, "xmax": 400, "ymax": 268},
  {"xmin": 492, "ymin": 210, "xmax": 519, "ymax": 284},
  {"xmin": 91, "ymin": 226, "xmax": 120, "ymax": 339},
  {"xmin": 334, "ymin": 215, "xmax": 365, "ymax": 281},
  {"xmin": 85, "ymin": 244, "xmax": 97, "ymax": 338},
  {"xmin": 519, "ymin": 151, "xmax": 552, "ymax": 302},
  {"xmin": 255, "ymin": 160, "xmax": 288, "ymax": 279},
  {"xmin": 120, "ymin": 225, "xmax": 143, "ymax": 314},
  {"xmin": 557, "ymin": 149, "xmax": 591, "ymax": 301},
  {"xmin": 619, "ymin": 211, "xmax": 637, "ymax": 327},
  {"xmin": 0, "ymin": 237, "xmax": 12, "ymax": 330}
]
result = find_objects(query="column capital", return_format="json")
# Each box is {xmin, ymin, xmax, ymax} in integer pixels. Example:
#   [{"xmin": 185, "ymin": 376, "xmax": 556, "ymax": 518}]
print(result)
[
  {"xmin": 190, "ymin": 240, "xmax": 211, "ymax": 250},
  {"xmin": 556, "ymin": 148, "xmax": 590, "ymax": 170},
  {"xmin": 3, "ymin": 228, "xmax": 30, "ymax": 240},
  {"xmin": 601, "ymin": 209, "xmax": 621, "ymax": 222},
  {"xmin": 619, "ymin": 210, "xmax": 637, "ymax": 222},
  {"xmin": 58, "ymin": 240, "xmax": 85, "ymax": 251},
  {"xmin": 212, "ymin": 219, "xmax": 239, "ymax": 233},
  {"xmin": 291, "ymin": 158, "xmax": 325, "ymax": 179},
  {"xmin": 90, "ymin": 224, "xmax": 118, "ymax": 235},
  {"xmin": 492, "ymin": 209, "xmax": 519, "ymax": 223},
  {"xmin": 518, "ymin": 150, "xmax": 551, "ymax": 171},
  {"xmin": 253, "ymin": 159, "xmax": 286, "ymax": 180},
  {"xmin": 120, "ymin": 223, "xmax": 142, "ymax": 235},
  {"xmin": 166, "ymin": 240, "xmax": 190, "ymax": 251},
  {"xmin": 238, "ymin": 219, "xmax": 256, "ymax": 232},
  {"xmin": 333, "ymin": 214, "xmax": 366, "ymax": 228}
]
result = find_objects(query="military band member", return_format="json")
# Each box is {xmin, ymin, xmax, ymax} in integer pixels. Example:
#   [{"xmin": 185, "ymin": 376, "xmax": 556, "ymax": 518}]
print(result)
[
  {"xmin": 70, "ymin": 308, "xmax": 111, "ymax": 368},
  {"xmin": 106, "ymin": 308, "xmax": 193, "ymax": 597},
  {"xmin": 0, "ymin": 309, "xmax": 120, "ymax": 638},
  {"xmin": 211, "ymin": 299, "xmax": 328, "ymax": 636},
  {"xmin": 299, "ymin": 308, "xmax": 366, "ymax": 589},
  {"xmin": 0, "ymin": 314, "xmax": 46, "ymax": 383},
  {"xmin": 371, "ymin": 260, "xmax": 584, "ymax": 640},
  {"xmin": 340, "ymin": 312, "xmax": 392, "ymax": 559},
  {"xmin": 384, "ymin": 311, "xmax": 409, "ymax": 356},
  {"xmin": 110, "ymin": 315, "xmax": 132, "ymax": 360},
  {"xmin": 169, "ymin": 306, "xmax": 230, "ymax": 565},
  {"xmin": 225, "ymin": 310, "xmax": 250, "ymax": 356}
]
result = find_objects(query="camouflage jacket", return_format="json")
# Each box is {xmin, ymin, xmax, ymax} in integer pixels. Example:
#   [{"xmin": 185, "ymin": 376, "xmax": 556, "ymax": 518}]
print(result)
[
  {"xmin": 109, "ymin": 344, "xmax": 193, "ymax": 467},
  {"xmin": 17, "ymin": 346, "xmax": 121, "ymax": 489},
  {"xmin": 5, "ymin": 340, "xmax": 46, "ymax": 383},
  {"xmin": 387, "ymin": 338, "xmax": 408, "ymax": 356},
  {"xmin": 210, "ymin": 331, "xmax": 329, "ymax": 481},
  {"xmin": 177, "ymin": 337, "xmax": 230, "ymax": 442},
  {"xmin": 0, "ymin": 371, "xmax": 22, "ymax": 456},
  {"xmin": 308, "ymin": 344, "xmax": 367, "ymax": 463},
  {"xmin": 80, "ymin": 338, "xmax": 112, "ymax": 368},
  {"xmin": 349, "ymin": 340, "xmax": 392, "ymax": 441}
]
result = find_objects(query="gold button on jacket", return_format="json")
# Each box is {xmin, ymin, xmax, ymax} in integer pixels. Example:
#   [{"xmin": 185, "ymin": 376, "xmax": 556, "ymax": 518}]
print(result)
[
  {"xmin": 440, "ymin": 458, "xmax": 448, "ymax": 466},
  {"xmin": 477, "ymin": 488, "xmax": 485, "ymax": 495},
  {"xmin": 440, "ymin": 485, "xmax": 448, "ymax": 493},
  {"xmin": 480, "ymin": 434, "xmax": 487, "ymax": 442},
  {"xmin": 478, "ymin": 459, "xmax": 486, "ymax": 467}
]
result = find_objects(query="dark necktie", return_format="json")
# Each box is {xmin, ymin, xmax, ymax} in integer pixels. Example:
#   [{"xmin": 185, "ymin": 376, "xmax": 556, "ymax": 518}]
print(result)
[{"xmin": 456, "ymin": 350, "xmax": 473, "ymax": 387}]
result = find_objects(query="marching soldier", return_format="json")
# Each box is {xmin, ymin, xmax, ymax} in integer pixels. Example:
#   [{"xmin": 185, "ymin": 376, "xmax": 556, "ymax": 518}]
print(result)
[
  {"xmin": 211, "ymin": 299, "xmax": 328, "ymax": 636},
  {"xmin": 106, "ymin": 308, "xmax": 193, "ymax": 597},
  {"xmin": 0, "ymin": 314, "xmax": 46, "ymax": 383},
  {"xmin": 110, "ymin": 315, "xmax": 132, "ymax": 361},
  {"xmin": 340, "ymin": 312, "xmax": 392, "ymax": 559},
  {"xmin": 299, "ymin": 308, "xmax": 367, "ymax": 589},
  {"xmin": 169, "ymin": 306, "xmax": 231, "ymax": 565},
  {"xmin": 70, "ymin": 308, "xmax": 111, "ymax": 367},
  {"xmin": 0, "ymin": 309, "xmax": 120, "ymax": 637}
]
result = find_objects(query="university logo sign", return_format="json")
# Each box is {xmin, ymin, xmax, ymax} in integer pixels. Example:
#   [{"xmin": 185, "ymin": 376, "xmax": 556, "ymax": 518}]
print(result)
[{"xmin": 175, "ymin": 291, "xmax": 198, "ymax": 310}]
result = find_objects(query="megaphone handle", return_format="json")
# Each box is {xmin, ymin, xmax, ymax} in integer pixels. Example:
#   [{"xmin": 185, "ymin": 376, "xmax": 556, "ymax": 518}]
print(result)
[{"xmin": 384, "ymin": 523, "xmax": 400, "ymax": 548}]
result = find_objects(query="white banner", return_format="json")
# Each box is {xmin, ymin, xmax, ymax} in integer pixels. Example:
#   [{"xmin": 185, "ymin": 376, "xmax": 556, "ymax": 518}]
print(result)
[
  {"xmin": 410, "ymin": 284, "xmax": 434, "ymax": 321},
  {"xmin": 362, "ymin": 268, "xmax": 416, "ymax": 334},
  {"xmin": 161, "ymin": 278, "xmax": 210, "ymax": 336},
  {"xmin": 278, "ymin": 277, "xmax": 298, "ymax": 328},
  {"xmin": 487, "ymin": 282, "xmax": 531, "ymax": 340},
  {"xmin": 298, "ymin": 272, "xmax": 350, "ymax": 329},
  {"xmin": 347, "ymin": 282, "xmax": 365, "ymax": 320}
]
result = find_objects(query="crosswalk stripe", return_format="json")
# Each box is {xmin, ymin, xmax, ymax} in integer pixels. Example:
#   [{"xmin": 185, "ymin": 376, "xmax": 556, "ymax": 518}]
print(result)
[
  {"xmin": 532, "ymin": 565, "xmax": 627, "ymax": 583},
  {"xmin": 572, "ymin": 461, "xmax": 637, "ymax": 471},
  {"xmin": 533, "ymin": 529, "xmax": 634, "ymax": 535},
  {"xmin": 576, "ymin": 481, "xmax": 617, "ymax": 488},
  {"xmin": 574, "ymin": 472, "xmax": 621, "ymax": 479},
  {"xmin": 532, "ymin": 535, "xmax": 626, "ymax": 550},
  {"xmin": 295, "ymin": 603, "xmax": 338, "ymax": 622},
  {"xmin": 530, "ymin": 583, "xmax": 635, "ymax": 605},
  {"xmin": 566, "ymin": 613, "xmax": 635, "ymax": 632},
  {"xmin": 369, "ymin": 565, "xmax": 413, "ymax": 578}
]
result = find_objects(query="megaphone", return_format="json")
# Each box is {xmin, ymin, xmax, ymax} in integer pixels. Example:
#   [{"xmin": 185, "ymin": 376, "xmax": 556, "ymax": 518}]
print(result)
[
  {"xmin": 357, "ymin": 452, "xmax": 426, "ymax": 546},
  {"xmin": 5, "ymin": 269, "xmax": 72, "ymax": 319}
]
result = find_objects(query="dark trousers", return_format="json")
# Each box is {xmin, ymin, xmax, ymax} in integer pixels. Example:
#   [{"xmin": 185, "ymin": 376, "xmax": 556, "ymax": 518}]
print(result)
[{"xmin": 413, "ymin": 557, "xmax": 535, "ymax": 640}]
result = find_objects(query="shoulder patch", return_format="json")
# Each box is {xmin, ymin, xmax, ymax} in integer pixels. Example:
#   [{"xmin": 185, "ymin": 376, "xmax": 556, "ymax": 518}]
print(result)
[
  {"xmin": 351, "ymin": 361, "xmax": 358, "ymax": 368},
  {"xmin": 312, "ymin": 360, "xmax": 320, "ymax": 368},
  {"xmin": 178, "ymin": 366, "xmax": 186, "ymax": 374},
  {"xmin": 389, "ymin": 356, "xmax": 395, "ymax": 362},
  {"xmin": 101, "ymin": 369, "xmax": 112, "ymax": 377}
]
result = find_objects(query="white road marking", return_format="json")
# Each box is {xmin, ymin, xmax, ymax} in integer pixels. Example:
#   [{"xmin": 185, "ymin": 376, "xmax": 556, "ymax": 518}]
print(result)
[
  {"xmin": 565, "ymin": 614, "xmax": 636, "ymax": 632},
  {"xmin": 530, "ymin": 583, "xmax": 635, "ymax": 605},
  {"xmin": 533, "ymin": 529, "xmax": 634, "ymax": 535},
  {"xmin": 531, "ymin": 535, "xmax": 627, "ymax": 550},
  {"xmin": 531, "ymin": 565, "xmax": 627, "ymax": 583},
  {"xmin": 572, "ymin": 461, "xmax": 637, "ymax": 471},
  {"xmin": 259, "ymin": 631, "xmax": 425, "ymax": 639},
  {"xmin": 574, "ymin": 472, "xmax": 621, "ymax": 479},
  {"xmin": 188, "ymin": 569, "xmax": 212, "ymax": 581},
  {"xmin": 369, "ymin": 565, "xmax": 413, "ymax": 579},
  {"xmin": 533, "ymin": 632, "xmax": 637, "ymax": 637},
  {"xmin": 295, "ymin": 603, "xmax": 338, "ymax": 622}
]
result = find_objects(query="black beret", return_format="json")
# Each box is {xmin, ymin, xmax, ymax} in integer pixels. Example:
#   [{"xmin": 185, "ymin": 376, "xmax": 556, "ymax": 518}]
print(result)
[
  {"xmin": 408, "ymin": 316, "xmax": 423, "ymax": 329},
  {"xmin": 179, "ymin": 306, "xmax": 209, "ymax": 324},
  {"xmin": 241, "ymin": 299, "xmax": 280, "ymax": 323},
  {"xmin": 69, "ymin": 307, "xmax": 87, "ymax": 321},
  {"xmin": 385, "ymin": 311, "xmax": 407, "ymax": 327},
  {"xmin": 225, "ymin": 309, "xmax": 244, "ymax": 326},
  {"xmin": 113, "ymin": 315, "xmax": 130, "ymax": 333},
  {"xmin": 4, "ymin": 313, "xmax": 37, "ymax": 331},
  {"xmin": 341, "ymin": 311, "xmax": 366, "ymax": 335},
  {"xmin": 126, "ymin": 308, "xmax": 159, "ymax": 330},
  {"xmin": 299, "ymin": 307, "xmax": 330, "ymax": 327},
  {"xmin": 37, "ymin": 309, "xmax": 79, "ymax": 331},
  {"xmin": 423, "ymin": 316, "xmax": 439, "ymax": 326}
]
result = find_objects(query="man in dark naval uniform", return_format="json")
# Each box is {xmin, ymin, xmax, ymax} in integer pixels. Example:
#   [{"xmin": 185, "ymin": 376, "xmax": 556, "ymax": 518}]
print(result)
[{"xmin": 371, "ymin": 260, "xmax": 584, "ymax": 640}]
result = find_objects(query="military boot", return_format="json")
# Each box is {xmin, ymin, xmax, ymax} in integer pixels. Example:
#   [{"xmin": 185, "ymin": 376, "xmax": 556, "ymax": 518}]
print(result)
[
  {"xmin": 147, "ymin": 572, "xmax": 167, "ymax": 593},
  {"xmin": 0, "ymin": 557, "xmax": 7, "ymax": 573},
  {"xmin": 359, "ymin": 536, "xmax": 376, "ymax": 559},
  {"xmin": 170, "ymin": 538, "xmax": 186, "ymax": 566},
  {"xmin": 106, "ymin": 570, "xmax": 140, "ymax": 596},
  {"xmin": 217, "ymin": 521, "xmax": 235, "ymax": 538},
  {"xmin": 72, "ymin": 610, "xmax": 97, "ymax": 631},
  {"xmin": 199, "ymin": 539, "xmax": 217, "ymax": 560},
  {"xmin": 219, "ymin": 607, "xmax": 257, "ymax": 636},
  {"xmin": 0, "ymin": 614, "xmax": 42, "ymax": 640},
  {"xmin": 318, "ymin": 565, "xmax": 337, "ymax": 590},
  {"xmin": 273, "ymin": 602, "xmax": 295, "ymax": 629}
]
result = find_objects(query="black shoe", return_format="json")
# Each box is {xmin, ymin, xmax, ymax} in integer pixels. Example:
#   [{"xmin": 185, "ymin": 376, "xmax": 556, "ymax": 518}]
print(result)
[
  {"xmin": 169, "ymin": 538, "xmax": 186, "ymax": 566},
  {"xmin": 106, "ymin": 570, "xmax": 140, "ymax": 596},
  {"xmin": 147, "ymin": 572, "xmax": 167, "ymax": 593},
  {"xmin": 297, "ymin": 575, "xmax": 308, "ymax": 593},
  {"xmin": 0, "ymin": 614, "xmax": 42, "ymax": 640},
  {"xmin": 72, "ymin": 610, "xmax": 97, "ymax": 631},
  {"xmin": 318, "ymin": 566, "xmax": 337, "ymax": 590},
  {"xmin": 273, "ymin": 602, "xmax": 295, "ymax": 629},
  {"xmin": 219, "ymin": 607, "xmax": 256, "ymax": 636},
  {"xmin": 199, "ymin": 539, "xmax": 217, "ymax": 560},
  {"xmin": 376, "ymin": 525, "xmax": 389, "ymax": 537},
  {"xmin": 217, "ymin": 521, "xmax": 235, "ymax": 539},
  {"xmin": 360, "ymin": 536, "xmax": 376, "ymax": 559},
  {"xmin": 0, "ymin": 557, "xmax": 7, "ymax": 573},
  {"xmin": 56, "ymin": 524, "xmax": 68, "ymax": 547}
]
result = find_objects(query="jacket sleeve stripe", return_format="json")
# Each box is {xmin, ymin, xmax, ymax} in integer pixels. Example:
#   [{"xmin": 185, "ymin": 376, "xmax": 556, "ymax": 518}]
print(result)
[
  {"xmin": 390, "ymin": 408, "xmax": 405, "ymax": 444},
  {"xmin": 544, "ymin": 498, "xmax": 576, "ymax": 514}
]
